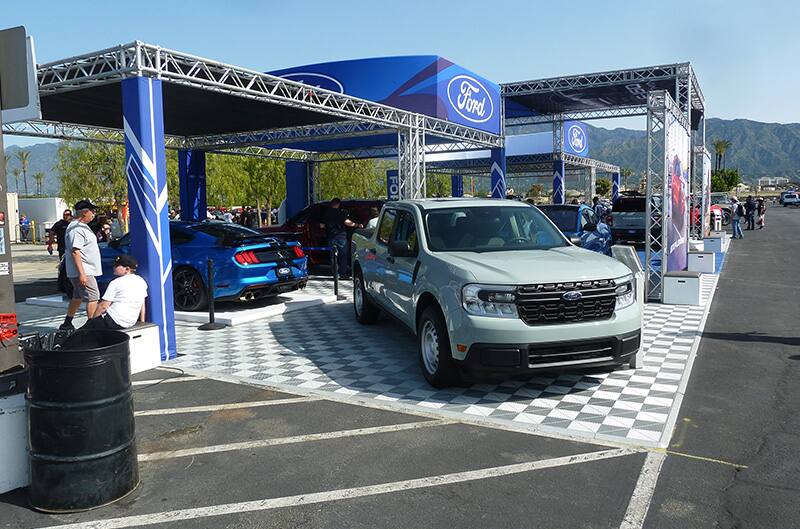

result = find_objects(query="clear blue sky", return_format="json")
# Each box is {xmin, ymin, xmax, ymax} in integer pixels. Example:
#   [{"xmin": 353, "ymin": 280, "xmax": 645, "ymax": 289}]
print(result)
[{"xmin": 3, "ymin": 0, "xmax": 799, "ymax": 148}]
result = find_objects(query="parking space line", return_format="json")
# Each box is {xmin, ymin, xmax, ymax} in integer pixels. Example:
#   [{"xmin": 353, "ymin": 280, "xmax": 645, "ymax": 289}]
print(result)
[
  {"xmin": 134, "ymin": 397, "xmax": 319, "ymax": 416},
  {"xmin": 42, "ymin": 448, "xmax": 638, "ymax": 529},
  {"xmin": 132, "ymin": 376, "xmax": 203, "ymax": 387},
  {"xmin": 172, "ymin": 367, "xmax": 639, "ymax": 450},
  {"xmin": 138, "ymin": 419, "xmax": 454, "ymax": 461},
  {"xmin": 619, "ymin": 451, "xmax": 666, "ymax": 529}
]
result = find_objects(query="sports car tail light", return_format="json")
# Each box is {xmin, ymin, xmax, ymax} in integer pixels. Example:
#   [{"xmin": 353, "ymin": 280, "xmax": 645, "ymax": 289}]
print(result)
[
  {"xmin": 292, "ymin": 246, "xmax": 305, "ymax": 258},
  {"xmin": 234, "ymin": 250, "xmax": 260, "ymax": 265}
]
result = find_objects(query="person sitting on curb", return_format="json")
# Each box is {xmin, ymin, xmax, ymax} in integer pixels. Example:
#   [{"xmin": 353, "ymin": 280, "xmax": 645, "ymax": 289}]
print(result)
[{"xmin": 81, "ymin": 255, "xmax": 148, "ymax": 330}]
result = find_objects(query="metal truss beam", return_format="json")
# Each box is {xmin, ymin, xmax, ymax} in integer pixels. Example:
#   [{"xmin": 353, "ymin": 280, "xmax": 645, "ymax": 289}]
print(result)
[
  {"xmin": 506, "ymin": 105, "xmax": 647, "ymax": 127},
  {"xmin": 185, "ymin": 121, "xmax": 391, "ymax": 150},
  {"xmin": 37, "ymin": 42, "xmax": 501, "ymax": 148},
  {"xmin": 428, "ymin": 152, "xmax": 618, "ymax": 176},
  {"xmin": 645, "ymin": 90, "xmax": 687, "ymax": 302},
  {"xmin": 2, "ymin": 119, "xmax": 186, "ymax": 148},
  {"xmin": 209, "ymin": 146, "xmax": 314, "ymax": 161},
  {"xmin": 397, "ymin": 117, "xmax": 426, "ymax": 199}
]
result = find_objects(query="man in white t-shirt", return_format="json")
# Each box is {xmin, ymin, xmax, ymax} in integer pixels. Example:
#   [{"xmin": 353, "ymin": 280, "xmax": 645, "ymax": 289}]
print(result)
[{"xmin": 82, "ymin": 255, "xmax": 148, "ymax": 330}]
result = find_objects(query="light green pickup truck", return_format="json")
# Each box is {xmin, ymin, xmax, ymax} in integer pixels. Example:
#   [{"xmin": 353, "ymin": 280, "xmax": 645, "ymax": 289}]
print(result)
[{"xmin": 351, "ymin": 199, "xmax": 642, "ymax": 388}]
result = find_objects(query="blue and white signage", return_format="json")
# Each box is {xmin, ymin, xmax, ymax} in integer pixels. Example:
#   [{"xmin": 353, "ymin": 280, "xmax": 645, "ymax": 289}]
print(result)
[
  {"xmin": 280, "ymin": 72, "xmax": 344, "ymax": 93},
  {"xmin": 563, "ymin": 121, "xmax": 589, "ymax": 156},
  {"xmin": 446, "ymin": 75, "xmax": 494, "ymax": 124},
  {"xmin": 387, "ymin": 169, "xmax": 399, "ymax": 200},
  {"xmin": 270, "ymin": 56, "xmax": 501, "ymax": 135}
]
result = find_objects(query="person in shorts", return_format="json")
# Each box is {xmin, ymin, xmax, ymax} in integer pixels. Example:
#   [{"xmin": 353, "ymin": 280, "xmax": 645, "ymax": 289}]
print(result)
[
  {"xmin": 82, "ymin": 255, "xmax": 147, "ymax": 330},
  {"xmin": 60, "ymin": 200, "xmax": 102, "ymax": 331}
]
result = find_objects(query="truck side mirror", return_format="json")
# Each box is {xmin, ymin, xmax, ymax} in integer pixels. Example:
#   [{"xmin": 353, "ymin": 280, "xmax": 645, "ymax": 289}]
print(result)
[
  {"xmin": 569, "ymin": 236, "xmax": 582, "ymax": 246},
  {"xmin": 389, "ymin": 240, "xmax": 414, "ymax": 257}
]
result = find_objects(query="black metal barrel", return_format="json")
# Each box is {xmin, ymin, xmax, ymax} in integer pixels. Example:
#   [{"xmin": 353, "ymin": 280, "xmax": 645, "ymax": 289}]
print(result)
[{"xmin": 24, "ymin": 330, "xmax": 139, "ymax": 513}]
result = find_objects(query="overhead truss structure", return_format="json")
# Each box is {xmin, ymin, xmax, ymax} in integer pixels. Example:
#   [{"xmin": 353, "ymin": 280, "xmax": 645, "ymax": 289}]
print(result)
[
  {"xmin": 4, "ymin": 41, "xmax": 503, "ymax": 201},
  {"xmin": 502, "ymin": 63, "xmax": 704, "ymax": 126}
]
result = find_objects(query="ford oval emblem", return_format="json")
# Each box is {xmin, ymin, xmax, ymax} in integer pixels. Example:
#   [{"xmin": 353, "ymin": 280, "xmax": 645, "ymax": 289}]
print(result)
[
  {"xmin": 281, "ymin": 72, "xmax": 345, "ymax": 93},
  {"xmin": 562, "ymin": 290, "xmax": 582, "ymax": 302},
  {"xmin": 446, "ymin": 74, "xmax": 494, "ymax": 124},
  {"xmin": 567, "ymin": 125, "xmax": 587, "ymax": 154}
]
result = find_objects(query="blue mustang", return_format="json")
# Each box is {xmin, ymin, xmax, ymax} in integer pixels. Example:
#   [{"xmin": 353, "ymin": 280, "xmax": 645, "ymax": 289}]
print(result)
[
  {"xmin": 61, "ymin": 221, "xmax": 309, "ymax": 311},
  {"xmin": 537, "ymin": 204, "xmax": 611, "ymax": 255}
]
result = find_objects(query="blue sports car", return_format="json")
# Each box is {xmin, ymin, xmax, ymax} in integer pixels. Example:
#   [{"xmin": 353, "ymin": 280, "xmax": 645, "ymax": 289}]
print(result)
[
  {"xmin": 60, "ymin": 221, "xmax": 308, "ymax": 311},
  {"xmin": 537, "ymin": 204, "xmax": 611, "ymax": 255}
]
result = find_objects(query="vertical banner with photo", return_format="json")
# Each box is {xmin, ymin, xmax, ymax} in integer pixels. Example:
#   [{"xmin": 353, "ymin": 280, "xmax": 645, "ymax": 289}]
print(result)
[
  {"xmin": 702, "ymin": 151, "xmax": 712, "ymax": 236},
  {"xmin": 664, "ymin": 113, "xmax": 690, "ymax": 272}
]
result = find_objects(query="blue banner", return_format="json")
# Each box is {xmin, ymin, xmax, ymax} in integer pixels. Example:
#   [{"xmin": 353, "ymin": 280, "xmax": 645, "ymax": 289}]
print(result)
[
  {"xmin": 552, "ymin": 160, "xmax": 566, "ymax": 204},
  {"xmin": 612, "ymin": 171, "xmax": 620, "ymax": 202},
  {"xmin": 490, "ymin": 148, "xmax": 506, "ymax": 198},
  {"xmin": 285, "ymin": 161, "xmax": 309, "ymax": 219},
  {"xmin": 178, "ymin": 149, "xmax": 206, "ymax": 222},
  {"xmin": 122, "ymin": 77, "xmax": 176, "ymax": 361},
  {"xmin": 451, "ymin": 174, "xmax": 464, "ymax": 197},
  {"xmin": 563, "ymin": 121, "xmax": 589, "ymax": 156},
  {"xmin": 387, "ymin": 169, "xmax": 399, "ymax": 200},
  {"xmin": 270, "ymin": 56, "xmax": 501, "ymax": 135}
]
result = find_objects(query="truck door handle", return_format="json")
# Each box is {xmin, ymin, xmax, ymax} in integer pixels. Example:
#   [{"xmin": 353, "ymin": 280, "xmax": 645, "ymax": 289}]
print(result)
[{"xmin": 386, "ymin": 256, "xmax": 395, "ymax": 264}]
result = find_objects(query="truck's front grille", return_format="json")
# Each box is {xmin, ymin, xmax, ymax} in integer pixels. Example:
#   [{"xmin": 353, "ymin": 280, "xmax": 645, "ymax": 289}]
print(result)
[
  {"xmin": 528, "ymin": 339, "xmax": 615, "ymax": 366},
  {"xmin": 515, "ymin": 279, "xmax": 616, "ymax": 326}
]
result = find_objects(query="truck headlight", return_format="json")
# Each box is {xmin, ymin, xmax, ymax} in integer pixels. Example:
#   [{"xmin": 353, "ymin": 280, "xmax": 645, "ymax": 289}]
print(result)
[
  {"xmin": 462, "ymin": 284, "xmax": 519, "ymax": 318},
  {"xmin": 614, "ymin": 274, "xmax": 636, "ymax": 310}
]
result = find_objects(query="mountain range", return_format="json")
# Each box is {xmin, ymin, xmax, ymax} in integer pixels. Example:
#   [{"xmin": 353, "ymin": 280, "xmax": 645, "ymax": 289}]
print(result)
[
  {"xmin": 3, "ymin": 117, "xmax": 799, "ymax": 195},
  {"xmin": 587, "ymin": 118, "xmax": 800, "ymax": 183}
]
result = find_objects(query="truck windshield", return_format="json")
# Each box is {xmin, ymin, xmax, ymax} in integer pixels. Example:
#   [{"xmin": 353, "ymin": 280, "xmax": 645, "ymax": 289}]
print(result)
[{"xmin": 424, "ymin": 205, "xmax": 567, "ymax": 252}]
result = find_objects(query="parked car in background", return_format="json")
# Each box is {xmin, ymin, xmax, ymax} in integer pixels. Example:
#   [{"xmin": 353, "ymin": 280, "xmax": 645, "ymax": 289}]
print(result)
[
  {"xmin": 710, "ymin": 192, "xmax": 732, "ymax": 224},
  {"xmin": 782, "ymin": 193, "xmax": 800, "ymax": 207},
  {"xmin": 537, "ymin": 204, "xmax": 611, "ymax": 255},
  {"xmin": 261, "ymin": 199, "xmax": 385, "ymax": 267},
  {"xmin": 351, "ymin": 199, "xmax": 642, "ymax": 387},
  {"xmin": 59, "ymin": 221, "xmax": 308, "ymax": 311},
  {"xmin": 611, "ymin": 194, "xmax": 661, "ymax": 245}
]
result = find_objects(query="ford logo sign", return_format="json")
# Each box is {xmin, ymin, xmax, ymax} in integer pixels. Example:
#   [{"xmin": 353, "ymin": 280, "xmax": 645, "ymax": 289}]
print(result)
[
  {"xmin": 567, "ymin": 125, "xmax": 587, "ymax": 154},
  {"xmin": 447, "ymin": 75, "xmax": 494, "ymax": 124},
  {"xmin": 562, "ymin": 291, "xmax": 582, "ymax": 302},
  {"xmin": 281, "ymin": 72, "xmax": 345, "ymax": 94}
]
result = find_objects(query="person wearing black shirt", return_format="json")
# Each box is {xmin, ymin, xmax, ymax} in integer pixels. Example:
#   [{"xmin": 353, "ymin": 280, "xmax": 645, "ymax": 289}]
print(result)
[
  {"xmin": 323, "ymin": 198, "xmax": 362, "ymax": 279},
  {"xmin": 47, "ymin": 209, "xmax": 73, "ymax": 259}
]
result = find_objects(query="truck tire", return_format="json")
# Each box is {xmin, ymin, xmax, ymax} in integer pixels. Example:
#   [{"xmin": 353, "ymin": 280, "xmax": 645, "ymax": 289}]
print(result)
[
  {"xmin": 417, "ymin": 306, "xmax": 460, "ymax": 388},
  {"xmin": 353, "ymin": 270, "xmax": 380, "ymax": 324}
]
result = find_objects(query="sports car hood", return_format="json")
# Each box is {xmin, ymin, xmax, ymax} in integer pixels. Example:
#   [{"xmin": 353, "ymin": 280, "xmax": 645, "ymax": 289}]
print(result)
[{"xmin": 446, "ymin": 245, "xmax": 631, "ymax": 285}]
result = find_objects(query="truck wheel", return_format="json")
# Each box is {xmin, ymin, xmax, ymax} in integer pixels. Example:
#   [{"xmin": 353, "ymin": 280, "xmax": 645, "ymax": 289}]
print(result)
[
  {"xmin": 417, "ymin": 307, "xmax": 460, "ymax": 388},
  {"xmin": 353, "ymin": 271, "xmax": 379, "ymax": 324}
]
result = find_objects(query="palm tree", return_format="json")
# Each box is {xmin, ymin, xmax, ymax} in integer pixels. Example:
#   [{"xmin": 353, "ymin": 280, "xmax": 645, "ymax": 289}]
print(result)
[
  {"xmin": 712, "ymin": 139, "xmax": 731, "ymax": 172},
  {"xmin": 33, "ymin": 172, "xmax": 45, "ymax": 195},
  {"xmin": 15, "ymin": 149, "xmax": 31, "ymax": 196},
  {"xmin": 11, "ymin": 168, "xmax": 21, "ymax": 194},
  {"xmin": 620, "ymin": 167, "xmax": 633, "ymax": 190}
]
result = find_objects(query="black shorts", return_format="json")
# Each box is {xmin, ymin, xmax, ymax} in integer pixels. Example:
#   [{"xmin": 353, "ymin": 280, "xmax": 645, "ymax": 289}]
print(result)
[{"xmin": 81, "ymin": 314, "xmax": 124, "ymax": 330}]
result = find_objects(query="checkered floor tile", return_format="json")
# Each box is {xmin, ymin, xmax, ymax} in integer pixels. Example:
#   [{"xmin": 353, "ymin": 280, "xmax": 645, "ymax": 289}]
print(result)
[{"xmin": 165, "ymin": 274, "xmax": 719, "ymax": 447}]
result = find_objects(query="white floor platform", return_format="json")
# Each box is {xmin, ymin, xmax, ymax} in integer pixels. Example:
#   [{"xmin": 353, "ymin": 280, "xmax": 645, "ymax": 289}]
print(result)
[{"xmin": 26, "ymin": 290, "xmax": 336, "ymax": 327}]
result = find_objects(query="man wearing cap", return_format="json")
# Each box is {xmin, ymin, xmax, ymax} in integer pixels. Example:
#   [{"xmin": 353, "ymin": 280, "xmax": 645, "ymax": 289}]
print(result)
[
  {"xmin": 82, "ymin": 255, "xmax": 147, "ymax": 330},
  {"xmin": 60, "ymin": 200, "xmax": 103, "ymax": 331}
]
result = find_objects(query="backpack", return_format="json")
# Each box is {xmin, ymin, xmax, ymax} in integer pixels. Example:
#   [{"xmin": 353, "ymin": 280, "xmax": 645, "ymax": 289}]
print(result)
[{"xmin": 735, "ymin": 203, "xmax": 745, "ymax": 217}]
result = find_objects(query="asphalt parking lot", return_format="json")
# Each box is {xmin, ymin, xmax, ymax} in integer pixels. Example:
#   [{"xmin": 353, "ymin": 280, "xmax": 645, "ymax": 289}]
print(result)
[{"xmin": 3, "ymin": 367, "xmax": 652, "ymax": 529}]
